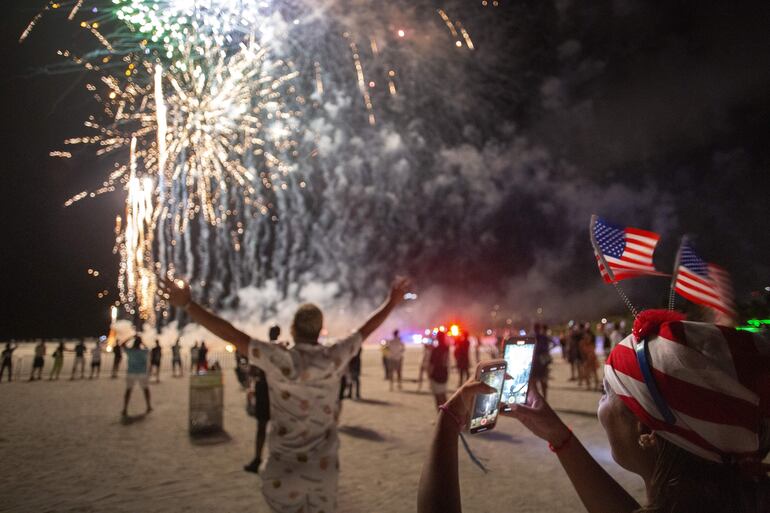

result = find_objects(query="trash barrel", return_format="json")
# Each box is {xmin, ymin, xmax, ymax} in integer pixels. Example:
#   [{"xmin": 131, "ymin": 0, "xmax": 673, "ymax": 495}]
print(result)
[{"xmin": 189, "ymin": 370, "xmax": 224, "ymax": 436}]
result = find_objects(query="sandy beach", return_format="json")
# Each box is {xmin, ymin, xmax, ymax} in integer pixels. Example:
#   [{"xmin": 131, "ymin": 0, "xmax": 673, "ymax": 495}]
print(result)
[{"xmin": 0, "ymin": 345, "xmax": 645, "ymax": 513}]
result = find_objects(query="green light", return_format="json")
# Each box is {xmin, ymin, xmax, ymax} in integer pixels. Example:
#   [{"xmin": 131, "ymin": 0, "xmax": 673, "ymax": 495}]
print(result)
[{"xmin": 735, "ymin": 318, "xmax": 770, "ymax": 332}]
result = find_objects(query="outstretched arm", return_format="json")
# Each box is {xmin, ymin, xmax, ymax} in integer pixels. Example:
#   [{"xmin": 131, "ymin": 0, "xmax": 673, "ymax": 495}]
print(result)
[
  {"xmin": 159, "ymin": 277, "xmax": 251, "ymax": 354},
  {"xmin": 418, "ymin": 376, "xmax": 495, "ymax": 513},
  {"xmin": 502, "ymin": 392, "xmax": 640, "ymax": 513},
  {"xmin": 357, "ymin": 277, "xmax": 411, "ymax": 341}
]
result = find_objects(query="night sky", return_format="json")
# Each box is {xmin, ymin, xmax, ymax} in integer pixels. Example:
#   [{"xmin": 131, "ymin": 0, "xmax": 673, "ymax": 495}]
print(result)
[{"xmin": 1, "ymin": 0, "xmax": 769, "ymax": 339}]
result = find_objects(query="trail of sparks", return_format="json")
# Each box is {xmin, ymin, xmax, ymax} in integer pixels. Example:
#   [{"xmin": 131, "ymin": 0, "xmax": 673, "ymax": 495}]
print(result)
[
  {"xmin": 346, "ymin": 35, "xmax": 376, "ymax": 126},
  {"xmin": 119, "ymin": 137, "xmax": 157, "ymax": 321}
]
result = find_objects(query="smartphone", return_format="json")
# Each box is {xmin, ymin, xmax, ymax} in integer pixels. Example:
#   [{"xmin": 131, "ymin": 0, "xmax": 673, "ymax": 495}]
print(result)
[
  {"xmin": 469, "ymin": 359, "xmax": 507, "ymax": 434},
  {"xmin": 500, "ymin": 337, "xmax": 536, "ymax": 412}
]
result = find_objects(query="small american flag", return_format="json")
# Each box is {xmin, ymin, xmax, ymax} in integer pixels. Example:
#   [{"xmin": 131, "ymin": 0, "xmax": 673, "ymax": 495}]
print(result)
[
  {"xmin": 591, "ymin": 215, "xmax": 665, "ymax": 283},
  {"xmin": 673, "ymin": 241, "xmax": 736, "ymax": 318}
]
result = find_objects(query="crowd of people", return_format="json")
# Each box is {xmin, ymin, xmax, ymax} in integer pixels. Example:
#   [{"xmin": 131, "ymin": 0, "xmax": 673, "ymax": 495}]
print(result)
[
  {"xmin": 3, "ymin": 290, "xmax": 768, "ymax": 513},
  {"xmin": 0, "ymin": 336, "xmax": 215, "ymax": 384},
  {"xmin": 558, "ymin": 321, "xmax": 626, "ymax": 392}
]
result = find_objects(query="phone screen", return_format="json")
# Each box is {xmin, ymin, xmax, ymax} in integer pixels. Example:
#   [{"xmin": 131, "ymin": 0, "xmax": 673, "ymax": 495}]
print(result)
[
  {"xmin": 469, "ymin": 362, "xmax": 506, "ymax": 434},
  {"xmin": 500, "ymin": 340, "xmax": 536, "ymax": 410}
]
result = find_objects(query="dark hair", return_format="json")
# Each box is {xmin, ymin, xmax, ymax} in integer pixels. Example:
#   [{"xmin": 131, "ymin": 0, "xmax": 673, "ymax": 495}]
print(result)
[
  {"xmin": 637, "ymin": 437, "xmax": 769, "ymax": 513},
  {"xmin": 269, "ymin": 325, "xmax": 281, "ymax": 341},
  {"xmin": 133, "ymin": 336, "xmax": 142, "ymax": 349},
  {"xmin": 292, "ymin": 304, "xmax": 323, "ymax": 341}
]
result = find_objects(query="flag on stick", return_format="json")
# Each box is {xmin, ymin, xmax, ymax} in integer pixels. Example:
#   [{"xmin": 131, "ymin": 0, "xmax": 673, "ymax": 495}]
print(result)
[
  {"xmin": 671, "ymin": 238, "xmax": 736, "ymax": 320},
  {"xmin": 590, "ymin": 215, "xmax": 667, "ymax": 283}
]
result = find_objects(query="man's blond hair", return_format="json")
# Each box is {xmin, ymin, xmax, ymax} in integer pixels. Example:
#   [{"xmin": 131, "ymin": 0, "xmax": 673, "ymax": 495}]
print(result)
[{"xmin": 292, "ymin": 303, "xmax": 323, "ymax": 341}]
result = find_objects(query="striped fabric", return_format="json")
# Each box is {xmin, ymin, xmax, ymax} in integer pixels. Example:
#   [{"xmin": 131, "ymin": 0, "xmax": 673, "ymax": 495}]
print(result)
[
  {"xmin": 591, "ymin": 216, "xmax": 666, "ymax": 283},
  {"xmin": 605, "ymin": 313, "xmax": 770, "ymax": 463}
]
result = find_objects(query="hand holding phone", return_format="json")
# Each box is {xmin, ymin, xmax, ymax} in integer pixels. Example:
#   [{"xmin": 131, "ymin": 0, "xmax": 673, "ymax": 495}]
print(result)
[
  {"xmin": 500, "ymin": 338, "xmax": 536, "ymax": 412},
  {"xmin": 469, "ymin": 359, "xmax": 507, "ymax": 434}
]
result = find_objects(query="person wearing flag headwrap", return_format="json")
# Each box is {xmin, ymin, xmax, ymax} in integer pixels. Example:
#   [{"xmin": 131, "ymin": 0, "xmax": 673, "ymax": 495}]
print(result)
[{"xmin": 418, "ymin": 309, "xmax": 769, "ymax": 513}]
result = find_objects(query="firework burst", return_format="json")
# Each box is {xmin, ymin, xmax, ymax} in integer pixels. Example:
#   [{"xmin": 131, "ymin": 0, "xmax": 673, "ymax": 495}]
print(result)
[{"xmin": 23, "ymin": 0, "xmax": 504, "ymax": 323}]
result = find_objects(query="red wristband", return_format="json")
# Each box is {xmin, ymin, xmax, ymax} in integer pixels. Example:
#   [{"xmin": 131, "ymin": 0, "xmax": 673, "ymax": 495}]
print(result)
[
  {"xmin": 548, "ymin": 428, "xmax": 573, "ymax": 453},
  {"xmin": 438, "ymin": 404, "xmax": 465, "ymax": 429}
]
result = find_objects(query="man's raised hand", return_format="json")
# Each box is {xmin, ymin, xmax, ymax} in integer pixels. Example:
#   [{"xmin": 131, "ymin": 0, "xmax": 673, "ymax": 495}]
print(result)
[
  {"xmin": 389, "ymin": 276, "xmax": 412, "ymax": 304},
  {"xmin": 158, "ymin": 275, "xmax": 192, "ymax": 308}
]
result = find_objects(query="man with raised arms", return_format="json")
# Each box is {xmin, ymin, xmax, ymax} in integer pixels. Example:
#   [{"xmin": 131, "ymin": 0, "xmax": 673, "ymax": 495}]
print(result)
[{"xmin": 160, "ymin": 276, "xmax": 411, "ymax": 513}]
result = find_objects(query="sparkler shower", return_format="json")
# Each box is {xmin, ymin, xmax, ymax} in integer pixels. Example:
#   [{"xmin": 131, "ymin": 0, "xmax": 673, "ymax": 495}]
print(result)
[
  {"xmin": 23, "ymin": 0, "xmax": 539, "ymax": 325},
  {"xmin": 20, "ymin": 1, "xmax": 768, "ymax": 332}
]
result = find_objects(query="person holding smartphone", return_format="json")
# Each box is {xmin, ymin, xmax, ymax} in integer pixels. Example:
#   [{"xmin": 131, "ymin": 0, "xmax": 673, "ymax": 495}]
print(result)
[{"xmin": 418, "ymin": 310, "xmax": 770, "ymax": 513}]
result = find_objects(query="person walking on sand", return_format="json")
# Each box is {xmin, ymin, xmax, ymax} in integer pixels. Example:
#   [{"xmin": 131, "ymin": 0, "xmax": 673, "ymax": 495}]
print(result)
[
  {"xmin": 530, "ymin": 323, "xmax": 554, "ymax": 400},
  {"xmin": 454, "ymin": 331, "xmax": 470, "ymax": 387},
  {"xmin": 380, "ymin": 339, "xmax": 390, "ymax": 380},
  {"xmin": 579, "ymin": 323, "xmax": 600, "ymax": 391},
  {"xmin": 49, "ymin": 342, "xmax": 64, "ymax": 380},
  {"xmin": 171, "ymin": 339, "xmax": 183, "ymax": 377},
  {"xmin": 190, "ymin": 341, "xmax": 199, "ymax": 373},
  {"xmin": 29, "ymin": 340, "xmax": 46, "ymax": 381},
  {"xmin": 428, "ymin": 332, "xmax": 450, "ymax": 408},
  {"xmin": 122, "ymin": 336, "xmax": 152, "ymax": 416},
  {"xmin": 70, "ymin": 339, "xmax": 87, "ymax": 380},
  {"xmin": 160, "ymin": 275, "xmax": 410, "ymax": 513},
  {"xmin": 347, "ymin": 347, "xmax": 362, "ymax": 399},
  {"xmin": 244, "ymin": 325, "xmax": 281, "ymax": 474},
  {"xmin": 567, "ymin": 324, "xmax": 583, "ymax": 383},
  {"xmin": 417, "ymin": 337, "xmax": 433, "ymax": 391},
  {"xmin": 111, "ymin": 342, "xmax": 122, "ymax": 378},
  {"xmin": 386, "ymin": 329, "xmax": 405, "ymax": 391},
  {"xmin": 150, "ymin": 340, "xmax": 162, "ymax": 383},
  {"xmin": 88, "ymin": 340, "xmax": 102, "ymax": 379},
  {"xmin": 1, "ymin": 342, "xmax": 17, "ymax": 382}
]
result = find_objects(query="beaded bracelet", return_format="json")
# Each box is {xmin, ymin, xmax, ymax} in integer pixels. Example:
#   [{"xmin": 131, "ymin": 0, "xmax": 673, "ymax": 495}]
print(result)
[
  {"xmin": 548, "ymin": 428, "xmax": 573, "ymax": 453},
  {"xmin": 438, "ymin": 404, "xmax": 465, "ymax": 429}
]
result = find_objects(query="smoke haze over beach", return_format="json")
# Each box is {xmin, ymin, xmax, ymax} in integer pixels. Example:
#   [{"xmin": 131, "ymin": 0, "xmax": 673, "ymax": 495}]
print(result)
[{"xmin": 1, "ymin": 0, "xmax": 769, "ymax": 338}]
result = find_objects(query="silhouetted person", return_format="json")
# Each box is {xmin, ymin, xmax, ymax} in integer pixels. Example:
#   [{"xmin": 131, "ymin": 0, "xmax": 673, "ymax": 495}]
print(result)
[
  {"xmin": 70, "ymin": 339, "xmax": 86, "ymax": 380},
  {"xmin": 347, "ymin": 347, "xmax": 362, "ymax": 399},
  {"xmin": 454, "ymin": 331, "xmax": 470, "ymax": 387},
  {"xmin": 428, "ymin": 332, "xmax": 450, "ymax": 408},
  {"xmin": 49, "ymin": 342, "xmax": 64, "ymax": 380},
  {"xmin": 111, "ymin": 342, "xmax": 122, "ymax": 378},
  {"xmin": 244, "ymin": 324, "xmax": 280, "ymax": 473},
  {"xmin": 88, "ymin": 340, "xmax": 102, "ymax": 379},
  {"xmin": 171, "ymin": 339, "xmax": 183, "ymax": 377},
  {"xmin": 1, "ymin": 342, "xmax": 17, "ymax": 382},
  {"xmin": 190, "ymin": 342, "xmax": 199, "ymax": 373},
  {"xmin": 150, "ymin": 341, "xmax": 161, "ymax": 383},
  {"xmin": 417, "ymin": 338, "xmax": 433, "ymax": 391},
  {"xmin": 531, "ymin": 323, "xmax": 554, "ymax": 400},
  {"xmin": 29, "ymin": 340, "xmax": 46, "ymax": 381},
  {"xmin": 197, "ymin": 342, "xmax": 208, "ymax": 372},
  {"xmin": 386, "ymin": 329, "xmax": 405, "ymax": 391},
  {"xmin": 122, "ymin": 336, "xmax": 151, "ymax": 416},
  {"xmin": 381, "ymin": 339, "xmax": 390, "ymax": 380}
]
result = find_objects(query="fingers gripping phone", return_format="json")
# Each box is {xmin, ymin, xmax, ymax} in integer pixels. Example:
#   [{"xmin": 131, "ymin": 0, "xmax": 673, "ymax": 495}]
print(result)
[
  {"xmin": 500, "ymin": 338, "xmax": 536, "ymax": 412},
  {"xmin": 469, "ymin": 359, "xmax": 507, "ymax": 434}
]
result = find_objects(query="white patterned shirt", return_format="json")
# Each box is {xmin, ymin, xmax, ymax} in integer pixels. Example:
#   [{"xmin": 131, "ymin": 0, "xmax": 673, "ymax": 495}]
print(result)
[{"xmin": 248, "ymin": 332, "xmax": 363, "ymax": 461}]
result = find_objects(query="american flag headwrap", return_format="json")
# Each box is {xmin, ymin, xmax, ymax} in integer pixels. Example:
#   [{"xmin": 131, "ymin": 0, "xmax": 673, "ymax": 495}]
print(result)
[{"xmin": 605, "ymin": 310, "xmax": 770, "ymax": 465}]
